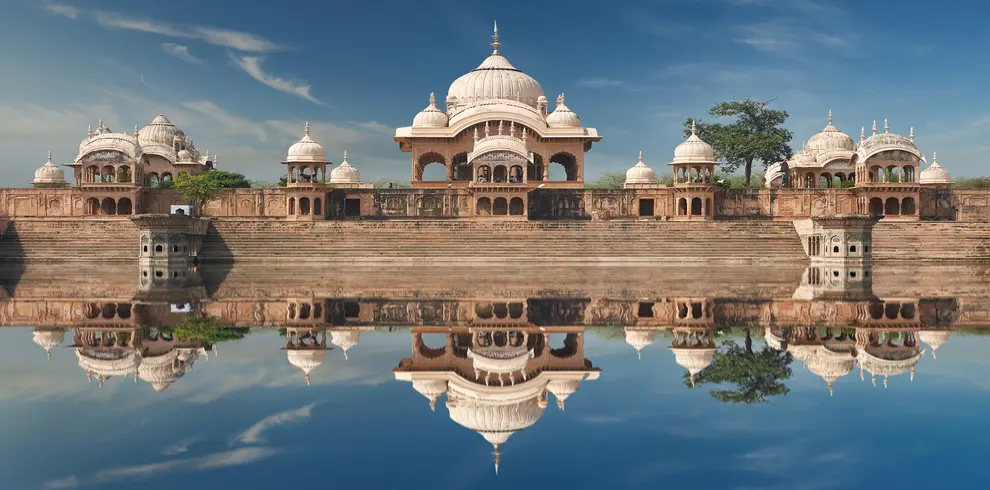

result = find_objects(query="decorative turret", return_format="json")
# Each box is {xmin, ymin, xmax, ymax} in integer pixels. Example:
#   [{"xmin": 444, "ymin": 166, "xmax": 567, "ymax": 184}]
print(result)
[
  {"xmin": 33, "ymin": 151, "xmax": 67, "ymax": 188},
  {"xmin": 624, "ymin": 151, "xmax": 656, "ymax": 186}
]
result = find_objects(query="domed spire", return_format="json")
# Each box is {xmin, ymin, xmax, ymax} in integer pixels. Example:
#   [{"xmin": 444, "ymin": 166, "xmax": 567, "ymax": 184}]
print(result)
[
  {"xmin": 492, "ymin": 443, "xmax": 502, "ymax": 475},
  {"xmin": 828, "ymin": 109, "xmax": 833, "ymax": 125},
  {"xmin": 491, "ymin": 21, "xmax": 500, "ymax": 54},
  {"xmin": 691, "ymin": 119, "xmax": 697, "ymax": 135},
  {"xmin": 827, "ymin": 381, "xmax": 834, "ymax": 397},
  {"xmin": 872, "ymin": 120, "xmax": 877, "ymax": 135},
  {"xmin": 860, "ymin": 127, "xmax": 865, "ymax": 141},
  {"xmin": 909, "ymin": 126, "xmax": 915, "ymax": 142},
  {"xmin": 884, "ymin": 119, "xmax": 889, "ymax": 134},
  {"xmin": 305, "ymin": 121, "xmax": 311, "ymax": 137}
]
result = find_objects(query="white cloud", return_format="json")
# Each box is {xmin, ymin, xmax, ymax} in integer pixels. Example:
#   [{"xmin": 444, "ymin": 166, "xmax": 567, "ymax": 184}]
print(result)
[
  {"xmin": 234, "ymin": 403, "xmax": 316, "ymax": 445},
  {"xmin": 42, "ymin": 475, "xmax": 80, "ymax": 489},
  {"xmin": 231, "ymin": 55, "xmax": 324, "ymax": 105},
  {"xmin": 161, "ymin": 43, "xmax": 202, "ymax": 64},
  {"xmin": 90, "ymin": 447, "xmax": 279, "ymax": 483},
  {"xmin": 162, "ymin": 437, "xmax": 200, "ymax": 456},
  {"xmin": 577, "ymin": 78, "xmax": 627, "ymax": 89},
  {"xmin": 195, "ymin": 27, "xmax": 281, "ymax": 53},
  {"xmin": 95, "ymin": 12, "xmax": 189, "ymax": 38},
  {"xmin": 43, "ymin": 2, "xmax": 78, "ymax": 20}
]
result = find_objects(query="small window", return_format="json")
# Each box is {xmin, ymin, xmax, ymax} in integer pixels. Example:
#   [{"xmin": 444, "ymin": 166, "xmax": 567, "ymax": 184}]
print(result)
[
  {"xmin": 865, "ymin": 245, "xmax": 870, "ymax": 253},
  {"xmin": 638, "ymin": 302, "xmax": 655, "ymax": 318},
  {"xmin": 343, "ymin": 302, "xmax": 360, "ymax": 318},
  {"xmin": 850, "ymin": 271, "xmax": 857, "ymax": 278},
  {"xmin": 142, "ymin": 271, "xmax": 148, "ymax": 277},
  {"xmin": 850, "ymin": 245, "xmax": 857, "ymax": 253},
  {"xmin": 143, "ymin": 245, "xmax": 148, "ymax": 253},
  {"xmin": 155, "ymin": 245, "xmax": 163, "ymax": 252},
  {"xmin": 155, "ymin": 271, "xmax": 163, "ymax": 278},
  {"xmin": 833, "ymin": 270, "xmax": 840, "ymax": 277},
  {"xmin": 865, "ymin": 271, "xmax": 870, "ymax": 277},
  {"xmin": 833, "ymin": 246, "xmax": 839, "ymax": 253}
]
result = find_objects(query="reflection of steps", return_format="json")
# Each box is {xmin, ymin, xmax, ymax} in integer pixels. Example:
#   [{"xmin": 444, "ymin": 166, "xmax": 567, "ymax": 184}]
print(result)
[
  {"xmin": 873, "ymin": 222, "xmax": 990, "ymax": 261},
  {"xmin": 198, "ymin": 219, "xmax": 808, "ymax": 263},
  {"xmin": 0, "ymin": 219, "xmax": 139, "ymax": 262}
]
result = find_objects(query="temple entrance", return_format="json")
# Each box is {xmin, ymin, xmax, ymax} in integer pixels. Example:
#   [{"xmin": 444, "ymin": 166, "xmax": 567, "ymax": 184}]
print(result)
[
  {"xmin": 344, "ymin": 198, "xmax": 361, "ymax": 217},
  {"xmin": 472, "ymin": 151, "xmax": 528, "ymax": 184},
  {"xmin": 639, "ymin": 199, "xmax": 655, "ymax": 217}
]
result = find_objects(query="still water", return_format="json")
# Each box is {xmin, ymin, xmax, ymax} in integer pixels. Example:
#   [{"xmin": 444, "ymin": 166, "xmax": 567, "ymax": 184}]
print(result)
[{"xmin": 0, "ymin": 263, "xmax": 987, "ymax": 490}]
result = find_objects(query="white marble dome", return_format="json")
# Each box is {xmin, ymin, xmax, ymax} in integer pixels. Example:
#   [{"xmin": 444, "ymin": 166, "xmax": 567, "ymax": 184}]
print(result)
[
  {"xmin": 138, "ymin": 350, "xmax": 185, "ymax": 393},
  {"xmin": 76, "ymin": 349, "xmax": 141, "ymax": 385},
  {"xmin": 804, "ymin": 348, "xmax": 856, "ymax": 393},
  {"xmin": 287, "ymin": 349, "xmax": 326, "ymax": 385},
  {"xmin": 412, "ymin": 379, "xmax": 449, "ymax": 410},
  {"xmin": 286, "ymin": 122, "xmax": 326, "ymax": 163},
  {"xmin": 447, "ymin": 396, "xmax": 545, "ymax": 446},
  {"xmin": 919, "ymin": 330, "xmax": 950, "ymax": 359},
  {"xmin": 138, "ymin": 114, "xmax": 186, "ymax": 148},
  {"xmin": 176, "ymin": 148, "xmax": 194, "ymax": 162},
  {"xmin": 446, "ymin": 26, "xmax": 545, "ymax": 109},
  {"xmin": 806, "ymin": 111, "xmax": 855, "ymax": 153},
  {"xmin": 34, "ymin": 151, "xmax": 66, "ymax": 185},
  {"xmin": 32, "ymin": 329, "xmax": 65, "ymax": 359},
  {"xmin": 625, "ymin": 152, "xmax": 656, "ymax": 185},
  {"xmin": 413, "ymin": 93, "xmax": 449, "ymax": 128},
  {"xmin": 545, "ymin": 94, "xmax": 581, "ymax": 128},
  {"xmin": 672, "ymin": 121, "xmax": 716, "ymax": 164},
  {"xmin": 329, "ymin": 151, "xmax": 361, "ymax": 183},
  {"xmin": 330, "ymin": 329, "xmax": 361, "ymax": 359},
  {"xmin": 670, "ymin": 348, "xmax": 716, "ymax": 375},
  {"xmin": 920, "ymin": 152, "xmax": 952, "ymax": 184},
  {"xmin": 76, "ymin": 128, "xmax": 142, "ymax": 162},
  {"xmin": 856, "ymin": 120, "xmax": 921, "ymax": 161},
  {"xmin": 546, "ymin": 379, "xmax": 580, "ymax": 409}
]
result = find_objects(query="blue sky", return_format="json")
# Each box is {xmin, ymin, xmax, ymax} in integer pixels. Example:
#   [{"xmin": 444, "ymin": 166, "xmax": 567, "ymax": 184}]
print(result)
[
  {"xmin": 0, "ymin": 327, "xmax": 988, "ymax": 489},
  {"xmin": 1, "ymin": 0, "xmax": 987, "ymax": 186}
]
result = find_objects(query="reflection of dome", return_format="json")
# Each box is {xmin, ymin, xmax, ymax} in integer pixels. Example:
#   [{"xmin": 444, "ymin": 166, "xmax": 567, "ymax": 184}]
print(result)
[
  {"xmin": 412, "ymin": 93, "xmax": 449, "ymax": 128},
  {"xmin": 412, "ymin": 379, "xmax": 448, "ymax": 411},
  {"xmin": 671, "ymin": 121, "xmax": 716, "ymax": 164},
  {"xmin": 669, "ymin": 347, "xmax": 716, "ymax": 386},
  {"xmin": 34, "ymin": 151, "xmax": 66, "ymax": 185},
  {"xmin": 804, "ymin": 347, "xmax": 856, "ymax": 396},
  {"xmin": 545, "ymin": 94, "xmax": 580, "ymax": 128},
  {"xmin": 806, "ymin": 111, "xmax": 855, "ymax": 153},
  {"xmin": 32, "ymin": 329, "xmax": 65, "ymax": 360},
  {"xmin": 75, "ymin": 349, "xmax": 141, "ymax": 387},
  {"xmin": 447, "ymin": 394, "xmax": 545, "ymax": 474},
  {"xmin": 329, "ymin": 151, "xmax": 361, "ymax": 184},
  {"xmin": 287, "ymin": 349, "xmax": 326, "ymax": 385},
  {"xmin": 286, "ymin": 122, "xmax": 326, "ymax": 163},
  {"xmin": 624, "ymin": 329, "xmax": 657, "ymax": 359},
  {"xmin": 445, "ymin": 24, "xmax": 545, "ymax": 110},
  {"xmin": 468, "ymin": 345, "xmax": 534, "ymax": 374},
  {"xmin": 857, "ymin": 348, "xmax": 925, "ymax": 388},
  {"xmin": 138, "ymin": 349, "xmax": 184, "ymax": 392},
  {"xmin": 546, "ymin": 379, "xmax": 580, "ymax": 410},
  {"xmin": 918, "ymin": 330, "xmax": 950, "ymax": 359},
  {"xmin": 330, "ymin": 329, "xmax": 361, "ymax": 359},
  {"xmin": 763, "ymin": 327, "xmax": 784, "ymax": 350},
  {"xmin": 625, "ymin": 152, "xmax": 656, "ymax": 185},
  {"xmin": 787, "ymin": 345, "xmax": 820, "ymax": 363},
  {"xmin": 920, "ymin": 152, "xmax": 952, "ymax": 184}
]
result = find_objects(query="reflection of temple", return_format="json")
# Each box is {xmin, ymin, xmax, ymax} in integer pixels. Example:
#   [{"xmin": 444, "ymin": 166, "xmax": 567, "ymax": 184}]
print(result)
[
  {"xmin": 66, "ymin": 326, "xmax": 212, "ymax": 391},
  {"xmin": 282, "ymin": 327, "xmax": 370, "ymax": 384},
  {"xmin": 394, "ymin": 327, "xmax": 600, "ymax": 473}
]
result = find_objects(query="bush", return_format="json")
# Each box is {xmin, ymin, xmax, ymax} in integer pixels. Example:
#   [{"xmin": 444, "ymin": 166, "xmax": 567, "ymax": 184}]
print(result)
[{"xmin": 953, "ymin": 177, "xmax": 990, "ymax": 189}]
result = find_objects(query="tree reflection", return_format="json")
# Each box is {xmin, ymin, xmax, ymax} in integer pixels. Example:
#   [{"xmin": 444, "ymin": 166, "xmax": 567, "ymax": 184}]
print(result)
[{"xmin": 685, "ymin": 328, "xmax": 793, "ymax": 404}]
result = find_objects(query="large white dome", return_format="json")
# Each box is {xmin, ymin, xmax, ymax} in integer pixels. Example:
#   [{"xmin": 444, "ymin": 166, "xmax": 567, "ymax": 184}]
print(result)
[
  {"xmin": 806, "ymin": 111, "xmax": 855, "ymax": 153},
  {"xmin": 286, "ymin": 122, "xmax": 326, "ymax": 163},
  {"xmin": 446, "ymin": 26, "xmax": 545, "ymax": 110},
  {"xmin": 34, "ymin": 151, "xmax": 66, "ymax": 185},
  {"xmin": 625, "ymin": 152, "xmax": 656, "ymax": 185},
  {"xmin": 672, "ymin": 121, "xmax": 716, "ymax": 164}
]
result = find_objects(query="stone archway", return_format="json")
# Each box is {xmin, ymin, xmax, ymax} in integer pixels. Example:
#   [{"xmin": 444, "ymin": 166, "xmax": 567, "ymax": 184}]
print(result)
[
  {"xmin": 117, "ymin": 197, "xmax": 133, "ymax": 215},
  {"xmin": 885, "ymin": 197, "xmax": 900, "ymax": 215},
  {"xmin": 493, "ymin": 197, "xmax": 508, "ymax": 215},
  {"xmin": 869, "ymin": 197, "xmax": 883, "ymax": 215},
  {"xmin": 477, "ymin": 197, "xmax": 492, "ymax": 216},
  {"xmin": 417, "ymin": 152, "xmax": 446, "ymax": 181},
  {"xmin": 509, "ymin": 197, "xmax": 525, "ymax": 216}
]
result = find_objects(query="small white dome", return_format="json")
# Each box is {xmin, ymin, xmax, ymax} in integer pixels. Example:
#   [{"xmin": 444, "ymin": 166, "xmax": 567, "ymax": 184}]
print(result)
[
  {"xmin": 330, "ymin": 151, "xmax": 361, "ymax": 183},
  {"xmin": 918, "ymin": 330, "xmax": 950, "ymax": 359},
  {"xmin": 625, "ymin": 329, "xmax": 658, "ymax": 358},
  {"xmin": 920, "ymin": 152, "xmax": 952, "ymax": 184},
  {"xmin": 546, "ymin": 378, "xmax": 581, "ymax": 409},
  {"xmin": 789, "ymin": 147, "xmax": 817, "ymax": 167},
  {"xmin": 330, "ymin": 329, "xmax": 361, "ymax": 359},
  {"xmin": 545, "ymin": 94, "xmax": 581, "ymax": 128},
  {"xmin": 625, "ymin": 152, "xmax": 656, "ymax": 184},
  {"xmin": 412, "ymin": 93, "xmax": 449, "ymax": 128},
  {"xmin": 806, "ymin": 111, "xmax": 855, "ymax": 153},
  {"xmin": 287, "ymin": 349, "xmax": 326, "ymax": 385},
  {"xmin": 34, "ymin": 151, "xmax": 66, "ymax": 185},
  {"xmin": 672, "ymin": 121, "xmax": 716, "ymax": 164},
  {"xmin": 286, "ymin": 122, "xmax": 326, "ymax": 163},
  {"xmin": 412, "ymin": 379, "xmax": 448, "ymax": 410},
  {"xmin": 32, "ymin": 329, "xmax": 65, "ymax": 359},
  {"xmin": 176, "ymin": 149, "xmax": 194, "ymax": 162},
  {"xmin": 138, "ymin": 350, "xmax": 185, "ymax": 393}
]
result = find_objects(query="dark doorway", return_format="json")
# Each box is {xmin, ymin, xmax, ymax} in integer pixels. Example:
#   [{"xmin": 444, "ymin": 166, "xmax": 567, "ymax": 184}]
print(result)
[
  {"xmin": 639, "ymin": 199, "xmax": 655, "ymax": 217},
  {"xmin": 344, "ymin": 198, "xmax": 361, "ymax": 217}
]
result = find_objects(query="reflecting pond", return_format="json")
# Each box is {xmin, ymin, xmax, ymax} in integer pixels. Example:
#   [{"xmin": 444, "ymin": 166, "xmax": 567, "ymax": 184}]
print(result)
[{"xmin": 0, "ymin": 263, "xmax": 988, "ymax": 489}]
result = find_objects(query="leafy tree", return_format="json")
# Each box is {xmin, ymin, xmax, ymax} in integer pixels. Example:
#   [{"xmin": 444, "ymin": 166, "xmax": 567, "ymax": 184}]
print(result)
[
  {"xmin": 586, "ymin": 172, "xmax": 627, "ymax": 190},
  {"xmin": 153, "ymin": 179, "xmax": 174, "ymax": 189},
  {"xmin": 685, "ymin": 100, "xmax": 793, "ymax": 187},
  {"xmin": 953, "ymin": 177, "xmax": 990, "ymax": 189},
  {"xmin": 685, "ymin": 328, "xmax": 793, "ymax": 404},
  {"xmin": 585, "ymin": 326, "xmax": 627, "ymax": 341},
  {"xmin": 278, "ymin": 176, "xmax": 288, "ymax": 187},
  {"xmin": 202, "ymin": 170, "xmax": 251, "ymax": 188},
  {"xmin": 173, "ymin": 172, "xmax": 222, "ymax": 215},
  {"xmin": 249, "ymin": 180, "xmax": 279, "ymax": 189},
  {"xmin": 162, "ymin": 315, "xmax": 249, "ymax": 343}
]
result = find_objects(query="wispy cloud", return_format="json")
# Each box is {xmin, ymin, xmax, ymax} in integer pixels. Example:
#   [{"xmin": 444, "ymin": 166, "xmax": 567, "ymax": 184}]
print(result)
[
  {"xmin": 162, "ymin": 43, "xmax": 202, "ymax": 64},
  {"xmin": 234, "ymin": 403, "xmax": 316, "ymax": 445},
  {"xmin": 97, "ymin": 447, "xmax": 278, "ymax": 483},
  {"xmin": 734, "ymin": 23, "xmax": 854, "ymax": 57},
  {"xmin": 577, "ymin": 78, "xmax": 628, "ymax": 89},
  {"xmin": 163, "ymin": 437, "xmax": 200, "ymax": 456},
  {"xmin": 42, "ymin": 475, "xmax": 80, "ymax": 489},
  {"xmin": 231, "ymin": 54, "xmax": 324, "ymax": 105},
  {"xmin": 41, "ymin": 7, "xmax": 281, "ymax": 52},
  {"xmin": 42, "ymin": 2, "xmax": 78, "ymax": 20}
]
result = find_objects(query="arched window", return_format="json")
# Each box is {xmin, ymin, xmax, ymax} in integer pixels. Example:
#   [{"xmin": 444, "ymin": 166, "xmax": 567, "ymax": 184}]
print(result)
[
  {"xmin": 117, "ymin": 166, "xmax": 132, "ymax": 183},
  {"xmin": 117, "ymin": 197, "xmax": 133, "ymax": 215},
  {"xmin": 493, "ymin": 197, "xmax": 508, "ymax": 215},
  {"xmin": 509, "ymin": 197, "xmax": 525, "ymax": 216},
  {"xmin": 477, "ymin": 197, "xmax": 492, "ymax": 216},
  {"xmin": 493, "ymin": 166, "xmax": 508, "ymax": 183},
  {"xmin": 288, "ymin": 197, "xmax": 296, "ymax": 215},
  {"xmin": 548, "ymin": 152, "xmax": 578, "ymax": 181},
  {"xmin": 417, "ymin": 152, "xmax": 446, "ymax": 181},
  {"xmin": 147, "ymin": 172, "xmax": 160, "ymax": 187},
  {"xmin": 901, "ymin": 197, "xmax": 916, "ymax": 215},
  {"xmin": 299, "ymin": 197, "xmax": 311, "ymax": 215},
  {"xmin": 691, "ymin": 197, "xmax": 702, "ymax": 216},
  {"xmin": 101, "ymin": 197, "xmax": 117, "ymax": 215},
  {"xmin": 885, "ymin": 197, "xmax": 900, "ymax": 215},
  {"xmin": 313, "ymin": 198, "xmax": 322, "ymax": 216},
  {"xmin": 85, "ymin": 197, "xmax": 100, "ymax": 215},
  {"xmin": 678, "ymin": 197, "xmax": 687, "ymax": 216},
  {"xmin": 903, "ymin": 166, "xmax": 915, "ymax": 183},
  {"xmin": 102, "ymin": 166, "xmax": 115, "ymax": 183},
  {"xmin": 869, "ymin": 197, "xmax": 883, "ymax": 215}
]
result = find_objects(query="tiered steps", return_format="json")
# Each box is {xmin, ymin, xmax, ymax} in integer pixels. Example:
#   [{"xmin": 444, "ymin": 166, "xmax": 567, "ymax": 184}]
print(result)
[
  {"xmin": 0, "ymin": 218, "xmax": 139, "ymax": 262},
  {"xmin": 873, "ymin": 221, "xmax": 990, "ymax": 261},
  {"xmin": 198, "ymin": 219, "xmax": 809, "ymax": 263}
]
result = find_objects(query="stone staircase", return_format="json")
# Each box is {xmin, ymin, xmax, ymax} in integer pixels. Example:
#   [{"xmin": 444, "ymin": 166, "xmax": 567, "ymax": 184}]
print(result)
[
  {"xmin": 198, "ymin": 219, "xmax": 809, "ymax": 264},
  {"xmin": 0, "ymin": 218, "xmax": 139, "ymax": 262},
  {"xmin": 873, "ymin": 221, "xmax": 990, "ymax": 261}
]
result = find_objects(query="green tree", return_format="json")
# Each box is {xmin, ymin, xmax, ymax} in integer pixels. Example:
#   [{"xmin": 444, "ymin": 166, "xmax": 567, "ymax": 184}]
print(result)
[
  {"xmin": 685, "ymin": 100, "xmax": 793, "ymax": 187},
  {"xmin": 686, "ymin": 329, "xmax": 793, "ymax": 404},
  {"xmin": 162, "ymin": 315, "xmax": 249, "ymax": 343},
  {"xmin": 586, "ymin": 172, "xmax": 627, "ymax": 190},
  {"xmin": 953, "ymin": 177, "xmax": 990, "ymax": 189},
  {"xmin": 173, "ymin": 172, "xmax": 222, "ymax": 215},
  {"xmin": 202, "ymin": 170, "xmax": 251, "ymax": 188},
  {"xmin": 373, "ymin": 179, "xmax": 411, "ymax": 189},
  {"xmin": 153, "ymin": 179, "xmax": 174, "ymax": 189}
]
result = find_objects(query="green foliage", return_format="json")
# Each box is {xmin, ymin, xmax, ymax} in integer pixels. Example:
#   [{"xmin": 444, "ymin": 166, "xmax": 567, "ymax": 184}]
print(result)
[
  {"xmin": 162, "ymin": 315, "xmax": 248, "ymax": 343},
  {"xmin": 278, "ymin": 176, "xmax": 288, "ymax": 187},
  {"xmin": 839, "ymin": 179, "xmax": 857, "ymax": 189},
  {"xmin": 153, "ymin": 179, "xmax": 174, "ymax": 189},
  {"xmin": 586, "ymin": 172, "xmax": 626, "ymax": 190},
  {"xmin": 202, "ymin": 170, "xmax": 251, "ymax": 188},
  {"xmin": 685, "ymin": 100, "xmax": 793, "ymax": 187},
  {"xmin": 953, "ymin": 177, "xmax": 990, "ymax": 189},
  {"xmin": 173, "ymin": 172, "xmax": 222, "ymax": 214},
  {"xmin": 656, "ymin": 173, "xmax": 675, "ymax": 186},
  {"xmin": 882, "ymin": 169, "xmax": 901, "ymax": 183},
  {"xmin": 586, "ymin": 326, "xmax": 627, "ymax": 341},
  {"xmin": 686, "ymin": 333, "xmax": 793, "ymax": 404},
  {"xmin": 249, "ymin": 180, "xmax": 279, "ymax": 189},
  {"xmin": 373, "ymin": 179, "xmax": 411, "ymax": 189}
]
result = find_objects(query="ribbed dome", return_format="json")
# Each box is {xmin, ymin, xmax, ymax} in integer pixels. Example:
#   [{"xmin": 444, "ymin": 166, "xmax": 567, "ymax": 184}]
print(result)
[
  {"xmin": 330, "ymin": 329, "xmax": 361, "ymax": 359},
  {"xmin": 545, "ymin": 94, "xmax": 580, "ymax": 128},
  {"xmin": 546, "ymin": 379, "xmax": 580, "ymax": 409},
  {"xmin": 412, "ymin": 379, "xmax": 449, "ymax": 410},
  {"xmin": 413, "ymin": 93, "xmax": 449, "ymax": 128},
  {"xmin": 788, "ymin": 344, "xmax": 820, "ymax": 363},
  {"xmin": 138, "ymin": 114, "xmax": 186, "ymax": 148},
  {"xmin": 670, "ymin": 348, "xmax": 716, "ymax": 374},
  {"xmin": 287, "ymin": 349, "xmax": 325, "ymax": 373},
  {"xmin": 857, "ymin": 349, "xmax": 924, "ymax": 376},
  {"xmin": 446, "ymin": 26, "xmax": 545, "ymax": 110},
  {"xmin": 625, "ymin": 152, "xmax": 656, "ymax": 185},
  {"xmin": 138, "ymin": 350, "xmax": 184, "ymax": 393},
  {"xmin": 672, "ymin": 121, "xmax": 716, "ymax": 164},
  {"xmin": 806, "ymin": 111, "xmax": 855, "ymax": 153},
  {"xmin": 76, "ymin": 129, "xmax": 142, "ymax": 162},
  {"xmin": 625, "ymin": 329, "xmax": 658, "ymax": 359},
  {"xmin": 329, "ymin": 151, "xmax": 360, "ymax": 183},
  {"xmin": 920, "ymin": 152, "xmax": 952, "ymax": 184},
  {"xmin": 918, "ymin": 330, "xmax": 950, "ymax": 359},
  {"xmin": 34, "ymin": 151, "xmax": 66, "ymax": 184},
  {"xmin": 32, "ymin": 329, "xmax": 65, "ymax": 359},
  {"xmin": 447, "ymin": 397, "xmax": 545, "ymax": 442},
  {"xmin": 176, "ymin": 149, "xmax": 194, "ymax": 162},
  {"xmin": 857, "ymin": 120, "xmax": 921, "ymax": 160},
  {"xmin": 286, "ymin": 122, "xmax": 326, "ymax": 163},
  {"xmin": 790, "ymin": 148, "xmax": 817, "ymax": 166},
  {"xmin": 804, "ymin": 348, "xmax": 856, "ymax": 385},
  {"xmin": 76, "ymin": 349, "xmax": 141, "ymax": 384}
]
